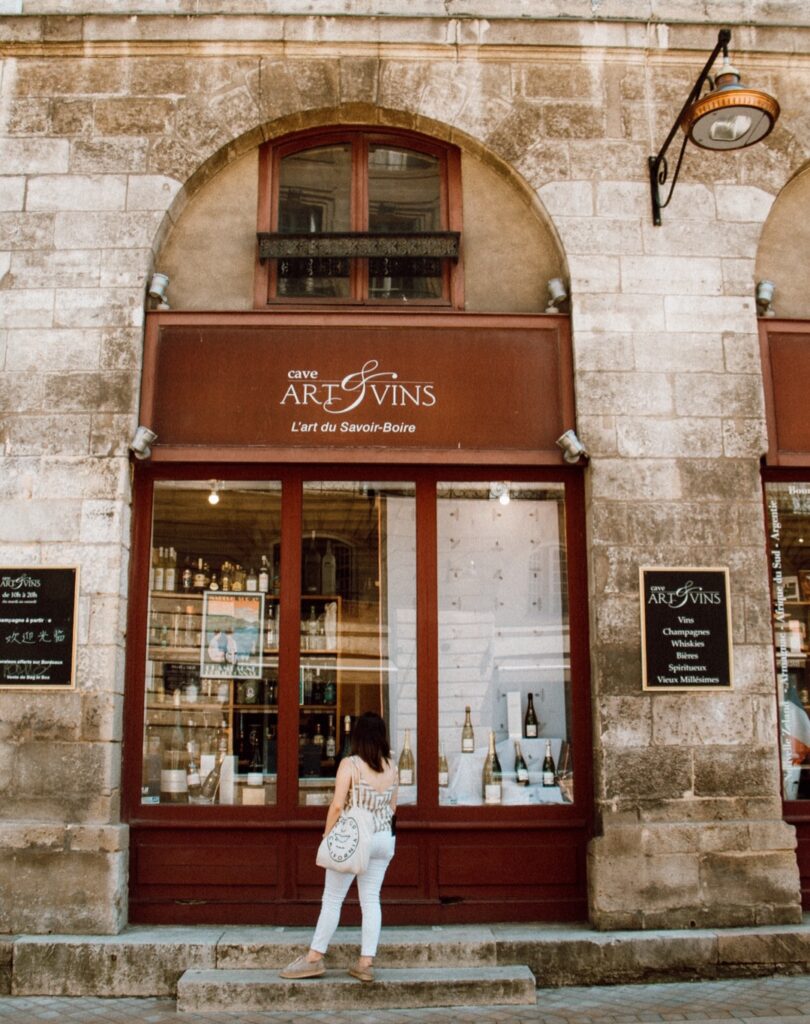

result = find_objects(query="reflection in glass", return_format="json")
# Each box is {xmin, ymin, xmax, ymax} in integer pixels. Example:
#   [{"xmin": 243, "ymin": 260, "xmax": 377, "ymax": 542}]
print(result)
[
  {"xmin": 298, "ymin": 482, "xmax": 417, "ymax": 806},
  {"xmin": 278, "ymin": 145, "xmax": 352, "ymax": 298},
  {"xmin": 142, "ymin": 481, "xmax": 281, "ymax": 807},
  {"xmin": 368, "ymin": 146, "xmax": 442, "ymax": 300},
  {"xmin": 764, "ymin": 481, "xmax": 810, "ymax": 800},
  {"xmin": 436, "ymin": 483, "xmax": 572, "ymax": 806}
]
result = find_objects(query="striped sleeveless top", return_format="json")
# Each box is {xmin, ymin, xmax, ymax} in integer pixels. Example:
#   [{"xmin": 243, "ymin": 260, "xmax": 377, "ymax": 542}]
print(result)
[{"xmin": 349, "ymin": 756, "xmax": 397, "ymax": 833}]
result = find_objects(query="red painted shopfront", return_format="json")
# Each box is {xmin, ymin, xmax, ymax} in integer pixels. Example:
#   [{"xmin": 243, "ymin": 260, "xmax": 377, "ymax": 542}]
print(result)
[
  {"xmin": 123, "ymin": 310, "xmax": 593, "ymax": 924},
  {"xmin": 761, "ymin": 319, "xmax": 810, "ymax": 909}
]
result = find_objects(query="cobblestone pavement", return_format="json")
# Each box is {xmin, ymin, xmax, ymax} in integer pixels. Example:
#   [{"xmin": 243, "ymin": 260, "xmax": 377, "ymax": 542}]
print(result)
[{"xmin": 2, "ymin": 975, "xmax": 810, "ymax": 1023}]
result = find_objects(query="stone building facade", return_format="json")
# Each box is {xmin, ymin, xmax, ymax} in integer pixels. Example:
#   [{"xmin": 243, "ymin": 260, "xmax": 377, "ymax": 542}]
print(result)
[{"xmin": 1, "ymin": 1, "xmax": 810, "ymax": 935}]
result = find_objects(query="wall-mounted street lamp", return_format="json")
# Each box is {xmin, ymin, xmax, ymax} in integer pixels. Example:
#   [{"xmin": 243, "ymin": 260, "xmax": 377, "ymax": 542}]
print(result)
[{"xmin": 649, "ymin": 28, "xmax": 780, "ymax": 226}]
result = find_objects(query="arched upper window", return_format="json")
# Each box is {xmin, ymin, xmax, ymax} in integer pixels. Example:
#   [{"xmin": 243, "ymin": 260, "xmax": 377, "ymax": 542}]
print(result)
[{"xmin": 255, "ymin": 127, "xmax": 462, "ymax": 307}]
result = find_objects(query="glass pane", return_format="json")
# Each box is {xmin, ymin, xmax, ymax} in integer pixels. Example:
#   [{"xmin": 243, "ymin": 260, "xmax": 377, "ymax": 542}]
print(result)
[
  {"xmin": 142, "ymin": 481, "xmax": 281, "ymax": 808},
  {"xmin": 764, "ymin": 481, "xmax": 810, "ymax": 800},
  {"xmin": 437, "ymin": 482, "xmax": 572, "ymax": 807},
  {"xmin": 278, "ymin": 144, "xmax": 351, "ymax": 298},
  {"xmin": 368, "ymin": 145, "xmax": 442, "ymax": 301},
  {"xmin": 298, "ymin": 482, "xmax": 417, "ymax": 807}
]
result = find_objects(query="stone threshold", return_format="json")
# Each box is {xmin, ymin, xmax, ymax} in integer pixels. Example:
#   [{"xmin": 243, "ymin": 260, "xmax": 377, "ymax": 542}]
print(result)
[{"xmin": 4, "ymin": 918, "xmax": 810, "ymax": 998}]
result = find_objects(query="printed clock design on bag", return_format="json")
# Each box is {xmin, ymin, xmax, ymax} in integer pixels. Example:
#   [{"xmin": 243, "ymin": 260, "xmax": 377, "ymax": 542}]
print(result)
[{"xmin": 326, "ymin": 817, "xmax": 361, "ymax": 862}]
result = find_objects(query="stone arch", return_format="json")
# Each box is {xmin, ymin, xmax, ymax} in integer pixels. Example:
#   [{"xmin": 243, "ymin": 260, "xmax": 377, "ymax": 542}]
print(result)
[
  {"xmin": 149, "ymin": 104, "xmax": 568, "ymax": 314},
  {"xmin": 756, "ymin": 161, "xmax": 810, "ymax": 318}
]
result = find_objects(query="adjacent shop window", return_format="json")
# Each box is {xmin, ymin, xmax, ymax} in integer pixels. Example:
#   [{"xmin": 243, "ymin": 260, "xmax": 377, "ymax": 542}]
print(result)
[
  {"xmin": 436, "ymin": 482, "xmax": 573, "ymax": 806},
  {"xmin": 142, "ymin": 481, "xmax": 282, "ymax": 807},
  {"xmin": 765, "ymin": 479, "xmax": 810, "ymax": 801},
  {"xmin": 256, "ymin": 129, "xmax": 461, "ymax": 305},
  {"xmin": 298, "ymin": 482, "xmax": 416, "ymax": 807}
]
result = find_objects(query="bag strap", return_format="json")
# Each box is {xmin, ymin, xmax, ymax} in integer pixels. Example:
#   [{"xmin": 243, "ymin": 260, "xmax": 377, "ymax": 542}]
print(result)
[{"xmin": 348, "ymin": 755, "xmax": 360, "ymax": 808}]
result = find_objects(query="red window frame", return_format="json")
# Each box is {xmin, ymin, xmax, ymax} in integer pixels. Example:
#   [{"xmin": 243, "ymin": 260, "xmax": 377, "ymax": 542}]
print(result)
[{"xmin": 254, "ymin": 126, "xmax": 464, "ymax": 309}]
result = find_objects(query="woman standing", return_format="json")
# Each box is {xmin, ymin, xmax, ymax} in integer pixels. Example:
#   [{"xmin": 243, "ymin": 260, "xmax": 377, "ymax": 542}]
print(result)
[{"xmin": 280, "ymin": 711, "xmax": 398, "ymax": 983}]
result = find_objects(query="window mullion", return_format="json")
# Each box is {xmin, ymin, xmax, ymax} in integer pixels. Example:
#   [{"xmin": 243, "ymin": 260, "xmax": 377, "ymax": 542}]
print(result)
[{"xmin": 353, "ymin": 135, "xmax": 369, "ymax": 301}]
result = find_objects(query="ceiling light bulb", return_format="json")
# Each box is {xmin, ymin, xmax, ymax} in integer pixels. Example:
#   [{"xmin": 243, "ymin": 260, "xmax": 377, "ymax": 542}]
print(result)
[{"xmin": 208, "ymin": 481, "xmax": 220, "ymax": 505}]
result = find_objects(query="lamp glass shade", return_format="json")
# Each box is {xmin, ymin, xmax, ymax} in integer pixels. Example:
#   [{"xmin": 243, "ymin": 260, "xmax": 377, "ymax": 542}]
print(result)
[{"xmin": 682, "ymin": 77, "xmax": 780, "ymax": 150}]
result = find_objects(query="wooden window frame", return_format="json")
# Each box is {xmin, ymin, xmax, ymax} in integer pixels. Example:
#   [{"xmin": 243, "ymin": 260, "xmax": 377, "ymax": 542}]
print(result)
[{"xmin": 254, "ymin": 126, "xmax": 464, "ymax": 310}]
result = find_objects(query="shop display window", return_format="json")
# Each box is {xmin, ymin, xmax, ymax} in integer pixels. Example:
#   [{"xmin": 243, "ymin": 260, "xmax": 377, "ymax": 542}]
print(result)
[
  {"xmin": 142, "ymin": 481, "xmax": 282, "ymax": 807},
  {"xmin": 137, "ymin": 472, "xmax": 579, "ymax": 815},
  {"xmin": 765, "ymin": 480, "xmax": 810, "ymax": 800},
  {"xmin": 436, "ymin": 482, "xmax": 573, "ymax": 806},
  {"xmin": 298, "ymin": 482, "xmax": 416, "ymax": 806}
]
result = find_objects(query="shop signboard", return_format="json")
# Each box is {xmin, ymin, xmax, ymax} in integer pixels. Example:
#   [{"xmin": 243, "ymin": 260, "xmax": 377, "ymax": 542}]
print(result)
[
  {"xmin": 640, "ymin": 566, "xmax": 733, "ymax": 691},
  {"xmin": 0, "ymin": 567, "xmax": 78, "ymax": 689},
  {"xmin": 143, "ymin": 315, "xmax": 574, "ymax": 462}
]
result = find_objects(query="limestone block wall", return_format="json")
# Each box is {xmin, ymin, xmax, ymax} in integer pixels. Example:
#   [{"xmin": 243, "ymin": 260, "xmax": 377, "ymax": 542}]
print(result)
[{"xmin": 0, "ymin": 6, "xmax": 808, "ymax": 932}]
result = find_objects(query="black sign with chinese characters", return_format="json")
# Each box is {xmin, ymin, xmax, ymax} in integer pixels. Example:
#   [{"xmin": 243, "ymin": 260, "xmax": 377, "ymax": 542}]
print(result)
[
  {"xmin": 640, "ymin": 567, "xmax": 733, "ymax": 691},
  {"xmin": 0, "ymin": 567, "xmax": 78, "ymax": 689}
]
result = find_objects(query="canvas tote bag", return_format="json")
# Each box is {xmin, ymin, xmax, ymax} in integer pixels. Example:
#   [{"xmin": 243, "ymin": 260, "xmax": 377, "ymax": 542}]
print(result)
[{"xmin": 316, "ymin": 756, "xmax": 374, "ymax": 874}]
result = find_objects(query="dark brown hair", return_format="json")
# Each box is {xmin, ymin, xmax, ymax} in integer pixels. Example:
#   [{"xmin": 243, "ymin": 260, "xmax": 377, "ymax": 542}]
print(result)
[{"xmin": 351, "ymin": 711, "xmax": 391, "ymax": 773}]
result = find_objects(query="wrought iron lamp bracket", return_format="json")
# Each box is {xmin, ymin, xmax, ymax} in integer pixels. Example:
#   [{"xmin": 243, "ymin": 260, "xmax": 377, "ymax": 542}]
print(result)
[{"xmin": 649, "ymin": 28, "xmax": 731, "ymax": 226}]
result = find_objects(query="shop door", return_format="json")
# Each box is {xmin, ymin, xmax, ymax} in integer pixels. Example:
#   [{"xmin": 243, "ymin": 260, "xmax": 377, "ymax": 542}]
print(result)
[{"xmin": 126, "ymin": 467, "xmax": 590, "ymax": 923}]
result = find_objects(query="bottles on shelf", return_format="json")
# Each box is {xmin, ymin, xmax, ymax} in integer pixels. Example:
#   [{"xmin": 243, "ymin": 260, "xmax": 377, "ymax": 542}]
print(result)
[
  {"xmin": 398, "ymin": 728, "xmax": 415, "ymax": 785},
  {"xmin": 461, "ymin": 706, "xmax": 475, "ymax": 753},
  {"xmin": 482, "ymin": 730, "xmax": 502, "ymax": 805},
  {"xmin": 542, "ymin": 739, "xmax": 556, "ymax": 787},
  {"xmin": 524, "ymin": 693, "xmax": 538, "ymax": 738},
  {"xmin": 151, "ymin": 548, "xmax": 280, "ymax": 595}
]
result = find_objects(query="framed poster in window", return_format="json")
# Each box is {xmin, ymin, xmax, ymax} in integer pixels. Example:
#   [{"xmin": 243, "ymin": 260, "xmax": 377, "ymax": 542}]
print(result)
[{"xmin": 200, "ymin": 592, "xmax": 264, "ymax": 680}]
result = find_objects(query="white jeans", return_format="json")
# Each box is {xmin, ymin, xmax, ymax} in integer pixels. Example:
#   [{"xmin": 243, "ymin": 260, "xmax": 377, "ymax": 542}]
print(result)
[{"xmin": 310, "ymin": 830, "xmax": 395, "ymax": 958}]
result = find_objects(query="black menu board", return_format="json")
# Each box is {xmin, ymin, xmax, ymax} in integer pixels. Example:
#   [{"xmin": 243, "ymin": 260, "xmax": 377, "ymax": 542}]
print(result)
[
  {"xmin": 640, "ymin": 567, "xmax": 733, "ymax": 691},
  {"xmin": 0, "ymin": 567, "xmax": 78, "ymax": 689}
]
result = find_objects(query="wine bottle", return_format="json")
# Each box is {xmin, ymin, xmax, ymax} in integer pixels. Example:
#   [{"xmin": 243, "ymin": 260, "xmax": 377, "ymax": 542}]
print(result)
[
  {"xmin": 154, "ymin": 546, "xmax": 166, "ymax": 592},
  {"xmin": 438, "ymin": 740, "xmax": 449, "ymax": 788},
  {"xmin": 514, "ymin": 740, "xmax": 530, "ymax": 786},
  {"xmin": 200, "ymin": 734, "xmax": 228, "ymax": 802},
  {"xmin": 258, "ymin": 555, "xmax": 270, "ymax": 594},
  {"xmin": 461, "ymin": 706, "xmax": 475, "ymax": 753},
  {"xmin": 321, "ymin": 540, "xmax": 337, "ymax": 595},
  {"xmin": 398, "ymin": 728, "xmax": 415, "ymax": 785},
  {"xmin": 160, "ymin": 691, "xmax": 189, "ymax": 804},
  {"xmin": 192, "ymin": 556, "xmax": 208, "ymax": 592},
  {"xmin": 339, "ymin": 714, "xmax": 352, "ymax": 762},
  {"xmin": 266, "ymin": 604, "xmax": 276, "ymax": 648},
  {"xmin": 247, "ymin": 728, "xmax": 264, "ymax": 786},
  {"xmin": 246, "ymin": 565, "xmax": 258, "ymax": 592},
  {"xmin": 542, "ymin": 739, "xmax": 556, "ymax": 786},
  {"xmin": 186, "ymin": 742, "xmax": 202, "ymax": 801},
  {"xmin": 164, "ymin": 547, "xmax": 177, "ymax": 593},
  {"xmin": 325, "ymin": 715, "xmax": 336, "ymax": 759},
  {"xmin": 142, "ymin": 725, "xmax": 162, "ymax": 803},
  {"xmin": 304, "ymin": 530, "xmax": 321, "ymax": 594},
  {"xmin": 482, "ymin": 730, "xmax": 502, "ymax": 804},
  {"xmin": 313, "ymin": 722, "xmax": 325, "ymax": 749},
  {"xmin": 524, "ymin": 692, "xmax": 538, "ymax": 738}
]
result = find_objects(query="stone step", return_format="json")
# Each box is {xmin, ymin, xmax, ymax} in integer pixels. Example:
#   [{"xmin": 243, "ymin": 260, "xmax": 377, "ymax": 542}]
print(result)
[{"xmin": 176, "ymin": 965, "xmax": 537, "ymax": 1012}]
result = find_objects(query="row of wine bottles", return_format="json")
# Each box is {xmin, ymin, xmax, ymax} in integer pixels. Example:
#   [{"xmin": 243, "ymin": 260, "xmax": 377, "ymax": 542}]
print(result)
[
  {"xmin": 151, "ymin": 538, "xmax": 340, "ymax": 597},
  {"xmin": 396, "ymin": 723, "xmax": 558, "ymax": 799},
  {"xmin": 151, "ymin": 549, "xmax": 282, "ymax": 595}
]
